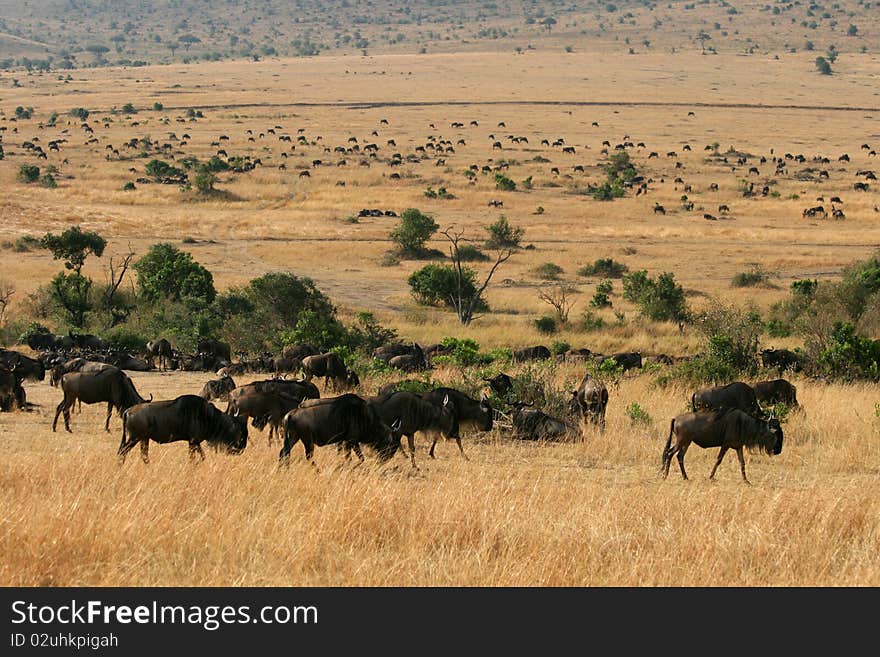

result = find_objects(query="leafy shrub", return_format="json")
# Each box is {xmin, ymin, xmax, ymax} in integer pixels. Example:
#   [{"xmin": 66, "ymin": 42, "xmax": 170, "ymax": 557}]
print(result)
[
  {"xmin": 390, "ymin": 208, "xmax": 439, "ymax": 257},
  {"xmin": 407, "ymin": 264, "xmax": 486, "ymax": 311},
  {"xmin": 551, "ymin": 340, "xmax": 570, "ymax": 355},
  {"xmin": 101, "ymin": 326, "xmax": 147, "ymax": 352},
  {"xmin": 622, "ymin": 270, "xmax": 688, "ymax": 323},
  {"xmin": 68, "ymin": 107, "xmax": 89, "ymax": 120},
  {"xmin": 17, "ymin": 165, "xmax": 40, "ymax": 183},
  {"xmin": 134, "ymin": 242, "xmax": 216, "ymax": 307},
  {"xmin": 122, "ymin": 182, "xmax": 136, "ymax": 191},
  {"xmin": 590, "ymin": 280, "xmax": 613, "ymax": 308},
  {"xmin": 580, "ymin": 311, "xmax": 605, "ymax": 331},
  {"xmin": 494, "ymin": 173, "xmax": 516, "ymax": 191},
  {"xmin": 456, "ymin": 244, "xmax": 489, "ymax": 262},
  {"xmin": 485, "ymin": 215, "xmax": 524, "ymax": 249},
  {"xmin": 578, "ymin": 258, "xmax": 629, "ymax": 278},
  {"xmin": 534, "ymin": 262, "xmax": 563, "ymax": 280},
  {"xmin": 625, "ymin": 402, "xmax": 653, "ymax": 426},
  {"xmin": 534, "ymin": 315, "xmax": 557, "ymax": 334},
  {"xmin": 732, "ymin": 265, "xmax": 772, "ymax": 288}
]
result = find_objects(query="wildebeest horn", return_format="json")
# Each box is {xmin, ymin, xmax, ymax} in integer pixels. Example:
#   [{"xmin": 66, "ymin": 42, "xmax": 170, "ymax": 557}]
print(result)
[
  {"xmin": 480, "ymin": 392, "xmax": 488, "ymax": 402},
  {"xmin": 443, "ymin": 394, "xmax": 449, "ymax": 406},
  {"xmin": 391, "ymin": 418, "xmax": 402, "ymax": 431},
  {"xmin": 233, "ymin": 409, "xmax": 241, "ymax": 417},
  {"xmin": 147, "ymin": 393, "xmax": 153, "ymax": 402}
]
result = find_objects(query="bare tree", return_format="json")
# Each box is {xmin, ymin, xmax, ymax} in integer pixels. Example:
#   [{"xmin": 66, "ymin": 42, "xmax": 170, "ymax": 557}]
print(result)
[
  {"xmin": 442, "ymin": 226, "xmax": 515, "ymax": 325},
  {"xmin": 0, "ymin": 280, "xmax": 14, "ymax": 326},
  {"xmin": 103, "ymin": 247, "xmax": 135, "ymax": 328},
  {"xmin": 538, "ymin": 284, "xmax": 577, "ymax": 324}
]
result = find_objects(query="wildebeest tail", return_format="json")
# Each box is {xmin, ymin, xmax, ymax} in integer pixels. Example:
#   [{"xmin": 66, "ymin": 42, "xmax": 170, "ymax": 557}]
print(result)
[{"xmin": 661, "ymin": 418, "xmax": 675, "ymax": 469}]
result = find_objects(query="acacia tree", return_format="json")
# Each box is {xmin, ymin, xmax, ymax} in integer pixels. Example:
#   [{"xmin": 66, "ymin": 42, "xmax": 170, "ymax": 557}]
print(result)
[
  {"xmin": 40, "ymin": 227, "xmax": 106, "ymax": 327},
  {"xmin": 442, "ymin": 225, "xmax": 517, "ymax": 325}
]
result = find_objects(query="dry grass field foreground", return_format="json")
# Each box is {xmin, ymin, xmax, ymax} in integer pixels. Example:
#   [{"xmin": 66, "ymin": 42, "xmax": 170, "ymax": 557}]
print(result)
[
  {"xmin": 1, "ymin": 366, "xmax": 879, "ymax": 587},
  {"xmin": 1, "ymin": 53, "xmax": 880, "ymax": 586}
]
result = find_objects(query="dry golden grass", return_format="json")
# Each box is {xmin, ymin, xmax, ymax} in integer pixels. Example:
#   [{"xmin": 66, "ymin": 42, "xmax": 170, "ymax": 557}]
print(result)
[
  {"xmin": 1, "ymin": 368, "xmax": 878, "ymax": 586},
  {"xmin": 2, "ymin": 51, "xmax": 880, "ymax": 586}
]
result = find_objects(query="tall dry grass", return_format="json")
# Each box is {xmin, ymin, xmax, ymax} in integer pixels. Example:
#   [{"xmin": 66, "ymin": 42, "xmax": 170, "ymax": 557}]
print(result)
[{"xmin": 1, "ymin": 369, "xmax": 877, "ymax": 586}]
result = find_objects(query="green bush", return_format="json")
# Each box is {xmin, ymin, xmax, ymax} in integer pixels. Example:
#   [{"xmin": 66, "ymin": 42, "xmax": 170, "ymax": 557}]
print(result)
[
  {"xmin": 17, "ymin": 165, "xmax": 40, "ymax": 184},
  {"xmin": 534, "ymin": 262, "xmax": 563, "ymax": 280},
  {"xmin": 40, "ymin": 173, "xmax": 57, "ymax": 188},
  {"xmin": 123, "ymin": 181, "xmax": 136, "ymax": 191},
  {"xmin": 456, "ymin": 244, "xmax": 489, "ymax": 262},
  {"xmin": 622, "ymin": 270, "xmax": 688, "ymax": 323},
  {"xmin": 534, "ymin": 315, "xmax": 557, "ymax": 334},
  {"xmin": 485, "ymin": 215, "xmax": 524, "ymax": 249},
  {"xmin": 580, "ymin": 311, "xmax": 605, "ymax": 331},
  {"xmin": 818, "ymin": 321, "xmax": 880, "ymax": 381},
  {"xmin": 134, "ymin": 242, "xmax": 216, "ymax": 307},
  {"xmin": 68, "ymin": 107, "xmax": 89, "ymax": 120},
  {"xmin": 193, "ymin": 170, "xmax": 216, "ymax": 194},
  {"xmin": 625, "ymin": 402, "xmax": 653, "ymax": 427},
  {"xmin": 578, "ymin": 258, "xmax": 629, "ymax": 278},
  {"xmin": 407, "ymin": 264, "xmax": 486, "ymax": 311},
  {"xmin": 390, "ymin": 208, "xmax": 439, "ymax": 257},
  {"xmin": 102, "ymin": 326, "xmax": 148, "ymax": 352},
  {"xmin": 494, "ymin": 173, "xmax": 516, "ymax": 191},
  {"xmin": 145, "ymin": 159, "xmax": 186, "ymax": 181},
  {"xmin": 551, "ymin": 340, "xmax": 570, "ymax": 355},
  {"xmin": 732, "ymin": 265, "xmax": 771, "ymax": 288}
]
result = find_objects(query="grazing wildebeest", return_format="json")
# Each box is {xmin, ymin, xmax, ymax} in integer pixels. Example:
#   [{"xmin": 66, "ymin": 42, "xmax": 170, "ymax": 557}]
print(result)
[
  {"xmin": 604, "ymin": 351, "xmax": 642, "ymax": 372},
  {"xmin": 511, "ymin": 402, "xmax": 578, "ymax": 441},
  {"xmin": 146, "ymin": 338, "xmax": 173, "ymax": 371},
  {"xmin": 118, "ymin": 395, "xmax": 248, "ymax": 464},
  {"xmin": 751, "ymin": 379, "xmax": 799, "ymax": 409},
  {"xmin": 271, "ymin": 356, "xmax": 303, "ymax": 375},
  {"xmin": 661, "ymin": 408, "xmax": 783, "ymax": 483},
  {"xmin": 760, "ymin": 348, "xmax": 802, "ymax": 374},
  {"xmin": 0, "ymin": 349, "xmax": 45, "ymax": 382},
  {"xmin": 569, "ymin": 373, "xmax": 609, "ymax": 431},
  {"xmin": 301, "ymin": 352, "xmax": 359, "ymax": 391},
  {"xmin": 226, "ymin": 387, "xmax": 305, "ymax": 445},
  {"xmin": 198, "ymin": 374, "xmax": 237, "ymax": 402},
  {"xmin": 197, "ymin": 338, "xmax": 231, "ymax": 364},
  {"xmin": 418, "ymin": 387, "xmax": 492, "ymax": 460},
  {"xmin": 279, "ymin": 394, "xmax": 400, "ymax": 466},
  {"xmin": 0, "ymin": 366, "xmax": 25, "ymax": 411},
  {"xmin": 371, "ymin": 391, "xmax": 456, "ymax": 468},
  {"xmin": 53, "ymin": 368, "xmax": 151, "ymax": 433},
  {"xmin": 483, "ymin": 372, "xmax": 513, "ymax": 399},
  {"xmin": 388, "ymin": 344, "xmax": 429, "ymax": 372},
  {"xmin": 512, "ymin": 345, "xmax": 551, "ymax": 362},
  {"xmin": 691, "ymin": 381, "xmax": 764, "ymax": 418}
]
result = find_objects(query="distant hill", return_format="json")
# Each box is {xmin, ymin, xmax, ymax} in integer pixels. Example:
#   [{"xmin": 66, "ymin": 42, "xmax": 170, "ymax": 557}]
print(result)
[{"xmin": 0, "ymin": 0, "xmax": 875, "ymax": 70}]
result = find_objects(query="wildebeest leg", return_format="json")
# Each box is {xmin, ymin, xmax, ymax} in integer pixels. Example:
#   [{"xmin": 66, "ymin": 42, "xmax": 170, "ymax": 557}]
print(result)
[
  {"xmin": 428, "ymin": 432, "xmax": 439, "ymax": 459},
  {"xmin": 117, "ymin": 432, "xmax": 138, "ymax": 464},
  {"xmin": 406, "ymin": 434, "xmax": 418, "ymax": 469},
  {"xmin": 350, "ymin": 442, "xmax": 365, "ymax": 466},
  {"xmin": 453, "ymin": 434, "xmax": 469, "ymax": 461},
  {"xmin": 104, "ymin": 402, "xmax": 113, "ymax": 432},
  {"xmin": 735, "ymin": 447, "xmax": 750, "ymax": 484},
  {"xmin": 709, "ymin": 446, "xmax": 729, "ymax": 480},
  {"xmin": 140, "ymin": 439, "xmax": 150, "ymax": 464},
  {"xmin": 189, "ymin": 442, "xmax": 205, "ymax": 462},
  {"xmin": 52, "ymin": 398, "xmax": 68, "ymax": 432},
  {"xmin": 676, "ymin": 444, "xmax": 690, "ymax": 480}
]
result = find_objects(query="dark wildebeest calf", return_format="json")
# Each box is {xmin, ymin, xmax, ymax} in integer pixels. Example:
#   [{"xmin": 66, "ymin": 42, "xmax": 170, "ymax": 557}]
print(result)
[
  {"xmin": 118, "ymin": 394, "xmax": 248, "ymax": 464},
  {"xmin": 661, "ymin": 408, "xmax": 783, "ymax": 483},
  {"xmin": 691, "ymin": 381, "xmax": 764, "ymax": 418},
  {"xmin": 569, "ymin": 373, "xmax": 609, "ymax": 431}
]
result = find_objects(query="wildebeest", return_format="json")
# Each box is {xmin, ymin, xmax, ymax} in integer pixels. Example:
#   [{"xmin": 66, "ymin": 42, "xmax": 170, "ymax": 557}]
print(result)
[
  {"xmin": 512, "ymin": 345, "xmax": 551, "ymax": 362},
  {"xmin": 511, "ymin": 402, "xmax": 578, "ymax": 441},
  {"xmin": 27, "ymin": 332, "xmax": 74, "ymax": 352},
  {"xmin": 691, "ymin": 381, "xmax": 763, "ymax": 418},
  {"xmin": 118, "ymin": 395, "xmax": 248, "ymax": 464},
  {"xmin": 49, "ymin": 358, "xmax": 115, "ymax": 388},
  {"xmin": 760, "ymin": 348, "xmax": 802, "ymax": 374},
  {"xmin": 301, "ymin": 352, "xmax": 359, "ymax": 391},
  {"xmin": 0, "ymin": 349, "xmax": 45, "ymax": 382},
  {"xmin": 68, "ymin": 331, "xmax": 108, "ymax": 351},
  {"xmin": 371, "ymin": 391, "xmax": 456, "ymax": 468},
  {"xmin": 197, "ymin": 374, "xmax": 237, "ymax": 402},
  {"xmin": 372, "ymin": 342, "xmax": 421, "ymax": 363},
  {"xmin": 418, "ymin": 387, "xmax": 492, "ymax": 460},
  {"xmin": 282, "ymin": 343, "xmax": 321, "ymax": 361},
  {"xmin": 279, "ymin": 393, "xmax": 400, "ymax": 466},
  {"xmin": 661, "ymin": 408, "xmax": 783, "ymax": 483},
  {"xmin": 53, "ymin": 368, "xmax": 151, "ymax": 433},
  {"xmin": 146, "ymin": 338, "xmax": 173, "ymax": 371},
  {"xmin": 0, "ymin": 366, "xmax": 25, "ymax": 411},
  {"xmin": 603, "ymin": 351, "xmax": 642, "ymax": 372},
  {"xmin": 271, "ymin": 356, "xmax": 303, "ymax": 375},
  {"xmin": 388, "ymin": 343, "xmax": 429, "ymax": 372},
  {"xmin": 197, "ymin": 338, "xmax": 231, "ymax": 364},
  {"xmin": 751, "ymin": 379, "xmax": 799, "ymax": 409},
  {"xmin": 226, "ymin": 387, "xmax": 305, "ymax": 445},
  {"xmin": 483, "ymin": 372, "xmax": 513, "ymax": 399},
  {"xmin": 569, "ymin": 373, "xmax": 609, "ymax": 431}
]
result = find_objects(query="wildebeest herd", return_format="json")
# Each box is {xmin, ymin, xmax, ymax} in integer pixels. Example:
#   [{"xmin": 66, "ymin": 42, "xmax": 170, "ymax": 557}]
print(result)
[{"xmin": 0, "ymin": 336, "xmax": 794, "ymax": 481}]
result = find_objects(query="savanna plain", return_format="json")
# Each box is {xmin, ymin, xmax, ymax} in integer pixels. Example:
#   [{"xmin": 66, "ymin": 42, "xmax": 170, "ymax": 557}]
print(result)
[{"xmin": 1, "ymin": 2, "xmax": 880, "ymax": 586}]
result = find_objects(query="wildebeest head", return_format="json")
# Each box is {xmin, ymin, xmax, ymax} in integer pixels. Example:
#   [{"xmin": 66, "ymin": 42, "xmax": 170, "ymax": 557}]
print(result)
[
  {"xmin": 477, "ymin": 393, "xmax": 493, "ymax": 430},
  {"xmin": 345, "ymin": 368, "xmax": 360, "ymax": 388},
  {"xmin": 215, "ymin": 410, "xmax": 249, "ymax": 454},
  {"xmin": 767, "ymin": 417, "xmax": 783, "ymax": 455}
]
